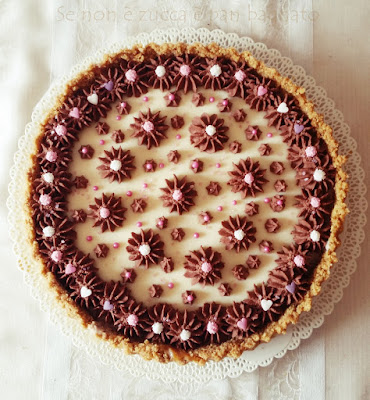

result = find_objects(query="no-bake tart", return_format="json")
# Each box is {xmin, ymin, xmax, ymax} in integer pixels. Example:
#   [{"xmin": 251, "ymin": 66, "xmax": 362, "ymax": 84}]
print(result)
[{"xmin": 26, "ymin": 42, "xmax": 348, "ymax": 364}]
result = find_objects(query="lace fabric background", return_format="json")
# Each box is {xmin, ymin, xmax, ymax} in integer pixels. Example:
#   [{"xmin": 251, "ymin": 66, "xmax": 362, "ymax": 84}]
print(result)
[{"xmin": 5, "ymin": 2, "xmax": 368, "ymax": 399}]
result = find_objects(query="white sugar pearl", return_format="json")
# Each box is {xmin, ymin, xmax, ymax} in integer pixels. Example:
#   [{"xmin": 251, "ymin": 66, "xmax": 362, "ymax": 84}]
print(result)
[
  {"xmin": 110, "ymin": 159, "xmax": 122, "ymax": 171},
  {"xmin": 210, "ymin": 64, "xmax": 222, "ymax": 77},
  {"xmin": 155, "ymin": 65, "xmax": 166, "ymax": 77},
  {"xmin": 43, "ymin": 226, "xmax": 55, "ymax": 237},
  {"xmin": 42, "ymin": 172, "xmax": 54, "ymax": 183},
  {"xmin": 313, "ymin": 168, "xmax": 326, "ymax": 182},
  {"xmin": 139, "ymin": 244, "xmax": 151, "ymax": 256},
  {"xmin": 310, "ymin": 230, "xmax": 320, "ymax": 242},
  {"xmin": 152, "ymin": 322, "xmax": 164, "ymax": 334},
  {"xmin": 180, "ymin": 329, "xmax": 191, "ymax": 341},
  {"xmin": 205, "ymin": 125, "xmax": 216, "ymax": 136},
  {"xmin": 233, "ymin": 229, "xmax": 245, "ymax": 241}
]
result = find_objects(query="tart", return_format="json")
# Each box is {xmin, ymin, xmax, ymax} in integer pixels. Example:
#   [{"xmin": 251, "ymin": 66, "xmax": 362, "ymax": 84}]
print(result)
[{"xmin": 27, "ymin": 42, "xmax": 348, "ymax": 364}]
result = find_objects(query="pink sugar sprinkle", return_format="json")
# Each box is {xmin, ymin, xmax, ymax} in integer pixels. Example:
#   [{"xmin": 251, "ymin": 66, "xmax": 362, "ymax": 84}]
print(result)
[
  {"xmin": 136, "ymin": 221, "xmax": 142, "ymax": 228},
  {"xmin": 203, "ymin": 215, "xmax": 210, "ymax": 222},
  {"xmin": 143, "ymin": 96, "xmax": 149, "ymax": 102},
  {"xmin": 142, "ymin": 183, "xmax": 148, "ymax": 189},
  {"xmin": 145, "ymin": 163, "xmax": 153, "ymax": 170},
  {"xmin": 169, "ymin": 93, "xmax": 175, "ymax": 101},
  {"xmin": 126, "ymin": 190, "xmax": 133, "ymax": 197},
  {"xmin": 113, "ymin": 242, "xmax": 119, "ymax": 249},
  {"xmin": 264, "ymin": 246, "xmax": 270, "ymax": 253},
  {"xmin": 86, "ymin": 235, "xmax": 93, "ymax": 242},
  {"xmin": 222, "ymin": 99, "xmax": 228, "ymax": 106},
  {"xmin": 232, "ymin": 200, "xmax": 237, "ymax": 205},
  {"xmin": 193, "ymin": 232, "xmax": 200, "ymax": 239},
  {"xmin": 217, "ymin": 206, "xmax": 223, "ymax": 211},
  {"xmin": 191, "ymin": 161, "xmax": 199, "ymax": 169},
  {"xmin": 157, "ymin": 220, "xmax": 164, "ymax": 226},
  {"xmin": 264, "ymin": 197, "xmax": 271, "ymax": 203},
  {"xmin": 159, "ymin": 163, "xmax": 165, "ymax": 168},
  {"xmin": 93, "ymin": 186, "xmax": 98, "ymax": 191},
  {"xmin": 99, "ymin": 139, "xmax": 105, "ymax": 145},
  {"xmin": 252, "ymin": 129, "xmax": 257, "ymax": 135},
  {"xmin": 176, "ymin": 134, "xmax": 181, "ymax": 139},
  {"xmin": 116, "ymin": 115, "xmax": 121, "ymax": 121},
  {"xmin": 216, "ymin": 163, "xmax": 221, "ymax": 168},
  {"xmin": 168, "ymin": 282, "xmax": 174, "ymax": 289},
  {"xmin": 267, "ymin": 133, "xmax": 273, "ymax": 138},
  {"xmin": 209, "ymin": 96, "xmax": 215, "ymax": 103},
  {"xmin": 125, "ymin": 271, "xmax": 131, "ymax": 278},
  {"xmin": 81, "ymin": 147, "xmax": 88, "ymax": 154},
  {"xmin": 187, "ymin": 295, "xmax": 194, "ymax": 303},
  {"xmin": 277, "ymin": 200, "xmax": 283, "ymax": 206}
]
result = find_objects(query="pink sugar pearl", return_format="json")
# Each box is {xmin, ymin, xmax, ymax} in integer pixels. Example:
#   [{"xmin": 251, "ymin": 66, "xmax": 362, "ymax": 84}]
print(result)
[
  {"xmin": 263, "ymin": 246, "xmax": 270, "ymax": 253},
  {"xmin": 142, "ymin": 183, "xmax": 148, "ymax": 189},
  {"xmin": 267, "ymin": 133, "xmax": 273, "ymax": 138},
  {"xmin": 187, "ymin": 295, "xmax": 194, "ymax": 303},
  {"xmin": 251, "ymin": 129, "xmax": 257, "ymax": 135},
  {"xmin": 136, "ymin": 221, "xmax": 142, "ymax": 227},
  {"xmin": 99, "ymin": 139, "xmax": 105, "ymax": 145},
  {"xmin": 168, "ymin": 93, "xmax": 175, "ymax": 101},
  {"xmin": 176, "ymin": 134, "xmax": 181, "ymax": 140},
  {"xmin": 264, "ymin": 197, "xmax": 271, "ymax": 203},
  {"xmin": 81, "ymin": 147, "xmax": 88, "ymax": 154},
  {"xmin": 191, "ymin": 161, "xmax": 199, "ymax": 169},
  {"xmin": 232, "ymin": 200, "xmax": 237, "ymax": 205},
  {"xmin": 277, "ymin": 200, "xmax": 283, "ymax": 206},
  {"xmin": 215, "ymin": 163, "xmax": 221, "ymax": 168},
  {"xmin": 209, "ymin": 96, "xmax": 215, "ymax": 103},
  {"xmin": 86, "ymin": 235, "xmax": 93, "ymax": 242},
  {"xmin": 193, "ymin": 232, "xmax": 199, "ymax": 239},
  {"xmin": 142, "ymin": 96, "xmax": 149, "ymax": 102},
  {"xmin": 93, "ymin": 186, "xmax": 98, "ymax": 191},
  {"xmin": 217, "ymin": 206, "xmax": 223, "ymax": 211},
  {"xmin": 125, "ymin": 271, "xmax": 131, "ymax": 278},
  {"xmin": 157, "ymin": 220, "xmax": 164, "ymax": 226},
  {"xmin": 121, "ymin": 101, "xmax": 127, "ymax": 108},
  {"xmin": 203, "ymin": 215, "xmax": 210, "ymax": 222},
  {"xmin": 126, "ymin": 190, "xmax": 133, "ymax": 197},
  {"xmin": 222, "ymin": 99, "xmax": 228, "ymax": 106},
  {"xmin": 145, "ymin": 163, "xmax": 153, "ymax": 170},
  {"xmin": 113, "ymin": 242, "xmax": 119, "ymax": 249},
  {"xmin": 159, "ymin": 163, "xmax": 165, "ymax": 168},
  {"xmin": 168, "ymin": 282, "xmax": 174, "ymax": 289},
  {"xmin": 116, "ymin": 115, "xmax": 121, "ymax": 120}
]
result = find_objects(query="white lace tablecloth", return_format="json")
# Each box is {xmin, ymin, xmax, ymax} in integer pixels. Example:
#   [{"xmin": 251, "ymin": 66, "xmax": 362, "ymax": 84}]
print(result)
[{"xmin": 1, "ymin": 1, "xmax": 369, "ymax": 399}]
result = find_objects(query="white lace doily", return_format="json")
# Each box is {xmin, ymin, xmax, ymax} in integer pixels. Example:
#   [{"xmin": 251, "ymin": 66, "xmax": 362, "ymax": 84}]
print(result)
[{"xmin": 7, "ymin": 28, "xmax": 367, "ymax": 383}]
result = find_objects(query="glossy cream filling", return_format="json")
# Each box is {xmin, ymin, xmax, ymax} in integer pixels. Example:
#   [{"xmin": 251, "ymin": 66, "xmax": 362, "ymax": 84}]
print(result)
[{"xmin": 67, "ymin": 88, "xmax": 301, "ymax": 310}]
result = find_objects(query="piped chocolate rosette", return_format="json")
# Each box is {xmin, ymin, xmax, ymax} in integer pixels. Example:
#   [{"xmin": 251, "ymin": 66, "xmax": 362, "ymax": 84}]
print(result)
[{"xmin": 28, "ymin": 43, "xmax": 347, "ymax": 364}]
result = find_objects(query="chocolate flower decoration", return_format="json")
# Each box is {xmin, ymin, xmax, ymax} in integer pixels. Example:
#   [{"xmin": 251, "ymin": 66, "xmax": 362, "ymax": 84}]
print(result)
[
  {"xmin": 198, "ymin": 211, "xmax": 213, "ymax": 225},
  {"xmin": 189, "ymin": 113, "xmax": 229, "ymax": 153},
  {"xmin": 225, "ymin": 62, "xmax": 254, "ymax": 98},
  {"xmin": 130, "ymin": 198, "xmax": 147, "ymax": 213},
  {"xmin": 217, "ymin": 98, "xmax": 232, "ymax": 112},
  {"xmin": 120, "ymin": 268, "xmax": 137, "ymax": 283},
  {"xmin": 171, "ymin": 115, "xmax": 184, "ymax": 129},
  {"xmin": 160, "ymin": 175, "xmax": 197, "ymax": 215},
  {"xmin": 292, "ymin": 219, "xmax": 330, "ymax": 252},
  {"xmin": 219, "ymin": 215, "xmax": 256, "ymax": 252},
  {"xmin": 227, "ymin": 157, "xmax": 268, "ymax": 198},
  {"xmin": 164, "ymin": 91, "xmax": 181, "ymax": 107},
  {"xmin": 89, "ymin": 193, "xmax": 127, "ymax": 232},
  {"xmin": 247, "ymin": 283, "xmax": 282, "ymax": 324},
  {"xmin": 264, "ymin": 93, "xmax": 301, "ymax": 129},
  {"xmin": 268, "ymin": 267, "xmax": 310, "ymax": 306},
  {"xmin": 116, "ymin": 101, "xmax": 131, "ymax": 115},
  {"xmin": 74, "ymin": 175, "xmax": 88, "ymax": 189},
  {"xmin": 182, "ymin": 290, "xmax": 196, "ymax": 305},
  {"xmin": 189, "ymin": 158, "xmax": 203, "ymax": 173},
  {"xmin": 226, "ymin": 301, "xmax": 261, "ymax": 339},
  {"xmin": 95, "ymin": 64, "xmax": 126, "ymax": 102},
  {"xmin": 258, "ymin": 143, "xmax": 272, "ymax": 156},
  {"xmin": 130, "ymin": 109, "xmax": 169, "ymax": 149},
  {"xmin": 160, "ymin": 257, "xmax": 174, "ymax": 273},
  {"xmin": 172, "ymin": 54, "xmax": 202, "ymax": 93},
  {"xmin": 39, "ymin": 238, "xmax": 75, "ymax": 271},
  {"xmin": 81, "ymin": 84, "xmax": 111, "ymax": 121},
  {"xmin": 115, "ymin": 300, "xmax": 149, "ymax": 339},
  {"xmin": 275, "ymin": 245, "xmax": 311, "ymax": 271},
  {"xmin": 229, "ymin": 140, "xmax": 242, "ymax": 153},
  {"xmin": 44, "ymin": 119, "xmax": 78, "ymax": 147},
  {"xmin": 69, "ymin": 271, "xmax": 104, "ymax": 309},
  {"xmin": 94, "ymin": 243, "xmax": 109, "ymax": 258},
  {"xmin": 167, "ymin": 150, "xmax": 181, "ymax": 164},
  {"xmin": 232, "ymin": 109, "xmax": 247, "ymax": 122},
  {"xmin": 200, "ymin": 57, "xmax": 229, "ymax": 90},
  {"xmin": 35, "ymin": 216, "xmax": 76, "ymax": 244},
  {"xmin": 295, "ymin": 156, "xmax": 336, "ymax": 191},
  {"xmin": 149, "ymin": 284, "xmax": 163, "ymax": 298},
  {"xmin": 246, "ymin": 255, "xmax": 261, "ymax": 269},
  {"xmin": 168, "ymin": 310, "xmax": 203, "ymax": 350},
  {"xmin": 111, "ymin": 129, "xmax": 125, "ymax": 143},
  {"xmin": 206, "ymin": 181, "xmax": 221, "ymax": 196},
  {"xmin": 71, "ymin": 209, "xmax": 87, "ymax": 223},
  {"xmin": 245, "ymin": 125, "xmax": 262, "ymax": 141},
  {"xmin": 218, "ymin": 283, "xmax": 232, "ymax": 296},
  {"xmin": 280, "ymin": 116, "xmax": 317, "ymax": 147},
  {"xmin": 95, "ymin": 121, "xmax": 110, "ymax": 135},
  {"xmin": 265, "ymin": 218, "xmax": 281, "ymax": 233},
  {"xmin": 37, "ymin": 143, "xmax": 72, "ymax": 171},
  {"xmin": 156, "ymin": 216, "xmax": 168, "ymax": 230},
  {"xmin": 78, "ymin": 144, "xmax": 94, "ymax": 160},
  {"xmin": 198, "ymin": 302, "xmax": 229, "ymax": 344},
  {"xmin": 245, "ymin": 201, "xmax": 259, "ymax": 216},
  {"xmin": 232, "ymin": 264, "xmax": 249, "ymax": 280},
  {"xmin": 118, "ymin": 59, "xmax": 149, "ymax": 97},
  {"xmin": 126, "ymin": 229, "xmax": 164, "ymax": 268},
  {"xmin": 184, "ymin": 246, "xmax": 224, "ymax": 286},
  {"xmin": 97, "ymin": 147, "xmax": 135, "ymax": 183},
  {"xmin": 245, "ymin": 76, "xmax": 278, "ymax": 112},
  {"xmin": 295, "ymin": 189, "xmax": 334, "ymax": 223},
  {"xmin": 274, "ymin": 179, "xmax": 287, "ymax": 192},
  {"xmin": 287, "ymin": 138, "xmax": 327, "ymax": 170},
  {"xmin": 145, "ymin": 303, "xmax": 176, "ymax": 343},
  {"xmin": 192, "ymin": 92, "xmax": 205, "ymax": 106},
  {"xmin": 96, "ymin": 281, "xmax": 131, "ymax": 324},
  {"xmin": 171, "ymin": 228, "xmax": 185, "ymax": 242},
  {"xmin": 146, "ymin": 55, "xmax": 175, "ymax": 91},
  {"xmin": 31, "ymin": 189, "xmax": 66, "ymax": 222},
  {"xmin": 143, "ymin": 159, "xmax": 157, "ymax": 173},
  {"xmin": 33, "ymin": 169, "xmax": 72, "ymax": 196},
  {"xmin": 59, "ymin": 95, "xmax": 94, "ymax": 130}
]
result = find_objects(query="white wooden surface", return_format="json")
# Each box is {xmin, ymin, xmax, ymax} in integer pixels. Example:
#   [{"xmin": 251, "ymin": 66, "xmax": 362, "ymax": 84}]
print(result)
[{"xmin": 0, "ymin": 0, "xmax": 369, "ymax": 399}]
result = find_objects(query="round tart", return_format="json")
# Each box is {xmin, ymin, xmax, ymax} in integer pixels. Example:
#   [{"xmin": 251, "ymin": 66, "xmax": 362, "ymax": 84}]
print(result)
[{"xmin": 27, "ymin": 42, "xmax": 348, "ymax": 364}]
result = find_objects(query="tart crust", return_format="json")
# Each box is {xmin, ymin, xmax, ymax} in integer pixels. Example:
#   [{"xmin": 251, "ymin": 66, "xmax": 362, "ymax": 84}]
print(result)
[{"xmin": 25, "ymin": 42, "xmax": 348, "ymax": 365}]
